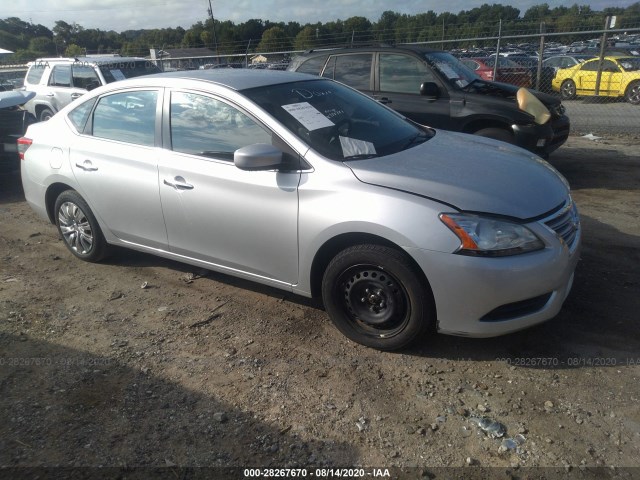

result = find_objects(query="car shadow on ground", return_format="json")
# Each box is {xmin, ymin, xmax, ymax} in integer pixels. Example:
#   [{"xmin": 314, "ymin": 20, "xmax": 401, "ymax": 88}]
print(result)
[
  {"xmin": 0, "ymin": 334, "xmax": 358, "ymax": 469},
  {"xmin": 0, "ymin": 170, "xmax": 24, "ymax": 205},
  {"xmin": 104, "ymin": 211, "xmax": 640, "ymax": 372}
]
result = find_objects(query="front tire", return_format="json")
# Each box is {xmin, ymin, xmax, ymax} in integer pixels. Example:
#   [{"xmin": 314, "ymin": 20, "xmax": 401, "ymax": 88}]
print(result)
[
  {"xmin": 560, "ymin": 79, "xmax": 577, "ymax": 100},
  {"xmin": 54, "ymin": 190, "xmax": 108, "ymax": 262},
  {"xmin": 321, "ymin": 244, "xmax": 433, "ymax": 350},
  {"xmin": 624, "ymin": 81, "xmax": 640, "ymax": 105}
]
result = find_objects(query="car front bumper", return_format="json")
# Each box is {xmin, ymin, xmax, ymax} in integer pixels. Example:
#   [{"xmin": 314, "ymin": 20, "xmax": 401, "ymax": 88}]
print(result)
[
  {"xmin": 406, "ymin": 227, "xmax": 581, "ymax": 338},
  {"xmin": 514, "ymin": 113, "xmax": 570, "ymax": 157}
]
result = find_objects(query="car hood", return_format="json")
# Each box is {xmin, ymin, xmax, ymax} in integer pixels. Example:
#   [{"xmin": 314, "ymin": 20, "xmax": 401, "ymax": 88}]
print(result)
[
  {"xmin": 0, "ymin": 90, "xmax": 35, "ymax": 109},
  {"xmin": 466, "ymin": 79, "xmax": 561, "ymax": 106},
  {"xmin": 345, "ymin": 130, "xmax": 569, "ymax": 219}
]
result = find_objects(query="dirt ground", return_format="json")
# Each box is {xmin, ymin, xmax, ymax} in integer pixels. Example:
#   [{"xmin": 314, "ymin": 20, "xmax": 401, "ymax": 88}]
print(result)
[{"xmin": 1, "ymin": 134, "xmax": 639, "ymax": 478}]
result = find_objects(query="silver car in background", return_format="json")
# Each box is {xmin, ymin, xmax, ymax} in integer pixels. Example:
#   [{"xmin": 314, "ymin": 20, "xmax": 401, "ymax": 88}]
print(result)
[{"xmin": 19, "ymin": 70, "xmax": 580, "ymax": 350}]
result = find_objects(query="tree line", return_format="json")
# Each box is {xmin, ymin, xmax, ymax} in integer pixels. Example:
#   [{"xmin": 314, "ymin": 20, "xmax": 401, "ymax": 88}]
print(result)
[{"xmin": 1, "ymin": 2, "xmax": 639, "ymax": 63}]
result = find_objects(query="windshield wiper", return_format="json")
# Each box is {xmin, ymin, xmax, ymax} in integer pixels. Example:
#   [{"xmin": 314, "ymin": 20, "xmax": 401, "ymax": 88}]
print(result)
[
  {"xmin": 402, "ymin": 133, "xmax": 429, "ymax": 150},
  {"xmin": 343, "ymin": 154, "xmax": 379, "ymax": 160}
]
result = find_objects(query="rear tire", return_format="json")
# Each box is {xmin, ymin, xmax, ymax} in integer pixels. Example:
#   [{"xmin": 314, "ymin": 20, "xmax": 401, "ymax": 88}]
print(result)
[
  {"xmin": 39, "ymin": 108, "xmax": 55, "ymax": 122},
  {"xmin": 54, "ymin": 190, "xmax": 108, "ymax": 262},
  {"xmin": 474, "ymin": 127, "xmax": 515, "ymax": 145},
  {"xmin": 321, "ymin": 244, "xmax": 433, "ymax": 351},
  {"xmin": 560, "ymin": 79, "xmax": 577, "ymax": 100},
  {"xmin": 624, "ymin": 81, "xmax": 640, "ymax": 105}
]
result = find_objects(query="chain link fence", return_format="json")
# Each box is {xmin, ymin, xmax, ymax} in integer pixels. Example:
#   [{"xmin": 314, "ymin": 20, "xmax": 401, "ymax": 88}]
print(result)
[{"xmin": 3, "ymin": 19, "xmax": 639, "ymax": 136}]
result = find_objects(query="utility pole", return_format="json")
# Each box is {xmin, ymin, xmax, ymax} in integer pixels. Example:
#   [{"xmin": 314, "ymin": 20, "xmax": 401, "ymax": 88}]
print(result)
[
  {"xmin": 536, "ymin": 22, "xmax": 546, "ymax": 91},
  {"xmin": 493, "ymin": 19, "xmax": 502, "ymax": 82},
  {"xmin": 207, "ymin": 0, "xmax": 219, "ymax": 63},
  {"xmin": 595, "ymin": 16, "xmax": 613, "ymax": 96}
]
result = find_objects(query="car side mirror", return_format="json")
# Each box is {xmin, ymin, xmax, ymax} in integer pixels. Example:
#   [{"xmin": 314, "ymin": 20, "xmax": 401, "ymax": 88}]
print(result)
[
  {"xmin": 234, "ymin": 143, "xmax": 284, "ymax": 171},
  {"xmin": 420, "ymin": 82, "xmax": 440, "ymax": 98}
]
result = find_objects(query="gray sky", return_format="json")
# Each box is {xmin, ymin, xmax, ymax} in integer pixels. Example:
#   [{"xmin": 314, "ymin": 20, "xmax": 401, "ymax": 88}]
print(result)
[{"xmin": 6, "ymin": 0, "xmax": 638, "ymax": 31}]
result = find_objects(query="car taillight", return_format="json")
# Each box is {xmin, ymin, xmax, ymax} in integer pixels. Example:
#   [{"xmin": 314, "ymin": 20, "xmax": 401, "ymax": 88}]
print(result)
[{"xmin": 17, "ymin": 137, "xmax": 32, "ymax": 160}]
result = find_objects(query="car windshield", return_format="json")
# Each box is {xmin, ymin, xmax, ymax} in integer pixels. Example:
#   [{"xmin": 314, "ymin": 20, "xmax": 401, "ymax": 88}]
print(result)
[
  {"xmin": 98, "ymin": 61, "xmax": 161, "ymax": 83},
  {"xmin": 618, "ymin": 57, "xmax": 640, "ymax": 71},
  {"xmin": 242, "ymin": 79, "xmax": 432, "ymax": 161},
  {"xmin": 424, "ymin": 51, "xmax": 480, "ymax": 88}
]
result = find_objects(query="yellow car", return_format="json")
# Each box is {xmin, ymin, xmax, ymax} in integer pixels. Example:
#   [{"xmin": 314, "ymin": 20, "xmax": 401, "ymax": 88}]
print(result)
[{"xmin": 552, "ymin": 56, "xmax": 640, "ymax": 104}]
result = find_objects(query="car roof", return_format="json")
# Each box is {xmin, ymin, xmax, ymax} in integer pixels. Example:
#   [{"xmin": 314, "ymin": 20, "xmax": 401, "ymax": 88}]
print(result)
[
  {"xmin": 30, "ymin": 56, "xmax": 149, "ymax": 65},
  {"xmin": 125, "ymin": 68, "xmax": 319, "ymax": 91},
  {"xmin": 297, "ymin": 44, "xmax": 443, "ymax": 57}
]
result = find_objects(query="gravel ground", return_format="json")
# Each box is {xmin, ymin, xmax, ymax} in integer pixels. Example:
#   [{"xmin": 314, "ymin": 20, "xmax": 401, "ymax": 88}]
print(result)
[{"xmin": 1, "ymin": 134, "xmax": 639, "ymax": 479}]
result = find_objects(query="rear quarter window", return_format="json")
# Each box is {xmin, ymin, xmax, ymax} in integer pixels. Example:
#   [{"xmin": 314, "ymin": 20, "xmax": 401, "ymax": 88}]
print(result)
[
  {"xmin": 296, "ymin": 55, "xmax": 329, "ymax": 75},
  {"xmin": 25, "ymin": 64, "xmax": 47, "ymax": 85}
]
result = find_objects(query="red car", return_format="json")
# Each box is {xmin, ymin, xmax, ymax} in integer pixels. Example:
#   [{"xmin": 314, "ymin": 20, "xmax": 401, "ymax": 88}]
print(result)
[{"xmin": 460, "ymin": 57, "xmax": 532, "ymax": 88}]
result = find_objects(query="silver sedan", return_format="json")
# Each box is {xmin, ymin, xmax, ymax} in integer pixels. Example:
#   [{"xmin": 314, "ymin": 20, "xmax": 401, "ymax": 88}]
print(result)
[{"xmin": 19, "ymin": 69, "xmax": 580, "ymax": 350}]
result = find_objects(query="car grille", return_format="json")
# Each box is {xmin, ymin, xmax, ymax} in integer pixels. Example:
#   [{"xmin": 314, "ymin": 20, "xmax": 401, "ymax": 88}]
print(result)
[{"xmin": 544, "ymin": 200, "xmax": 580, "ymax": 251}]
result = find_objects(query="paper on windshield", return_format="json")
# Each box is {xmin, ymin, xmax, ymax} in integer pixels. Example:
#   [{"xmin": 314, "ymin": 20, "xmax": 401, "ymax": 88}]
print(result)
[
  {"xmin": 339, "ymin": 136, "xmax": 376, "ymax": 157},
  {"xmin": 282, "ymin": 102, "xmax": 335, "ymax": 131}
]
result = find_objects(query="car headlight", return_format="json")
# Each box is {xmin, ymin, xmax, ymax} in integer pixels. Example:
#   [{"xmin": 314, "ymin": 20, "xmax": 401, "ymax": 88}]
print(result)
[
  {"xmin": 516, "ymin": 88, "xmax": 551, "ymax": 125},
  {"xmin": 440, "ymin": 213, "xmax": 544, "ymax": 257}
]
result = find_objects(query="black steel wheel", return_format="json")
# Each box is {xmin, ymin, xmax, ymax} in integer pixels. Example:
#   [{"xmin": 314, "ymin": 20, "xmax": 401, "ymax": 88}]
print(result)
[
  {"xmin": 322, "ymin": 244, "xmax": 433, "ymax": 350},
  {"xmin": 54, "ymin": 190, "xmax": 108, "ymax": 262},
  {"xmin": 560, "ymin": 79, "xmax": 577, "ymax": 100}
]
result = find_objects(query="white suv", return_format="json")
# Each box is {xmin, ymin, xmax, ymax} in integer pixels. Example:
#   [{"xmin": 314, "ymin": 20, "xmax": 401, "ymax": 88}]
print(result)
[{"xmin": 23, "ymin": 56, "xmax": 161, "ymax": 121}]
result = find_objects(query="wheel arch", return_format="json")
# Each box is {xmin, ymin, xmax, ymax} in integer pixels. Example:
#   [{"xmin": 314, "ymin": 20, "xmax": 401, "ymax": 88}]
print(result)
[
  {"xmin": 45, "ymin": 182, "xmax": 75, "ymax": 224},
  {"xmin": 463, "ymin": 118, "xmax": 513, "ymax": 136},
  {"xmin": 34, "ymin": 103, "xmax": 55, "ymax": 119},
  {"xmin": 308, "ymin": 232, "xmax": 432, "ymax": 301}
]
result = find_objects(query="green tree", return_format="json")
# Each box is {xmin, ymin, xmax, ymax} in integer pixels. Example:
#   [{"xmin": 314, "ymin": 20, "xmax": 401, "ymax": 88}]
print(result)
[
  {"xmin": 294, "ymin": 25, "xmax": 317, "ymax": 51},
  {"xmin": 257, "ymin": 26, "xmax": 291, "ymax": 52},
  {"xmin": 64, "ymin": 43, "xmax": 84, "ymax": 57},
  {"xmin": 28, "ymin": 37, "xmax": 56, "ymax": 56}
]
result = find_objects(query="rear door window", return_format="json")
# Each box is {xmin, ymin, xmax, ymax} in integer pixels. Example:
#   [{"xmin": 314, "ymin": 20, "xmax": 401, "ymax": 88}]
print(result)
[
  {"xmin": 91, "ymin": 90, "xmax": 158, "ymax": 147},
  {"xmin": 327, "ymin": 54, "xmax": 372, "ymax": 90},
  {"xmin": 49, "ymin": 65, "xmax": 71, "ymax": 87}
]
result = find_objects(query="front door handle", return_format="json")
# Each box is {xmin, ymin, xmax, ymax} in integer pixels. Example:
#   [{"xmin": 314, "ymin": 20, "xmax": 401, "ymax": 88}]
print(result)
[
  {"xmin": 376, "ymin": 97, "xmax": 392, "ymax": 104},
  {"xmin": 75, "ymin": 160, "xmax": 98, "ymax": 171},
  {"xmin": 163, "ymin": 176, "xmax": 194, "ymax": 190}
]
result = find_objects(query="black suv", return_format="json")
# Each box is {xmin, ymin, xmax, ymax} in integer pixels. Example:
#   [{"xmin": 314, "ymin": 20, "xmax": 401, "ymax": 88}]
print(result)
[{"xmin": 288, "ymin": 45, "xmax": 570, "ymax": 157}]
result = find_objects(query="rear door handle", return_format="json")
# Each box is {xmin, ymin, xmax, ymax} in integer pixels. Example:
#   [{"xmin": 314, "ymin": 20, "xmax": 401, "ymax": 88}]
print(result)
[
  {"xmin": 164, "ymin": 176, "xmax": 194, "ymax": 190},
  {"xmin": 70, "ymin": 93, "xmax": 83, "ymax": 99},
  {"xmin": 75, "ymin": 160, "xmax": 98, "ymax": 171},
  {"xmin": 376, "ymin": 97, "xmax": 392, "ymax": 104}
]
